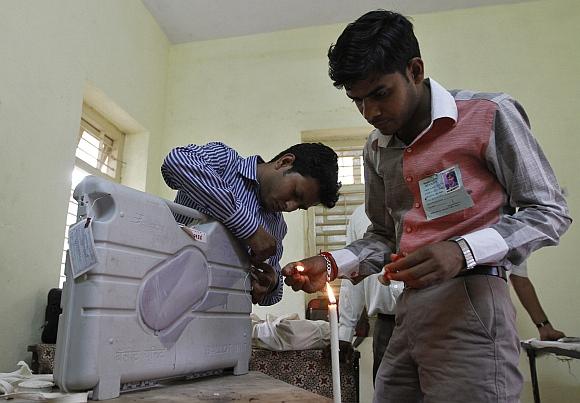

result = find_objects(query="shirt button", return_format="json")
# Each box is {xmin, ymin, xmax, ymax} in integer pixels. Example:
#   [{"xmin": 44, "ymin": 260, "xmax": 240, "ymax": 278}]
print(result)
[
  {"xmin": 406, "ymin": 226, "xmax": 412, "ymax": 233},
  {"xmin": 406, "ymin": 176, "xmax": 413, "ymax": 182},
  {"xmin": 406, "ymin": 148, "xmax": 412, "ymax": 153},
  {"xmin": 414, "ymin": 202, "xmax": 421, "ymax": 208}
]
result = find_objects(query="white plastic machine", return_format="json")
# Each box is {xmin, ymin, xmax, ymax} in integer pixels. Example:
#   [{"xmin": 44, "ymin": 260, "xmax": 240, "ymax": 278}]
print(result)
[{"xmin": 54, "ymin": 176, "xmax": 252, "ymax": 400}]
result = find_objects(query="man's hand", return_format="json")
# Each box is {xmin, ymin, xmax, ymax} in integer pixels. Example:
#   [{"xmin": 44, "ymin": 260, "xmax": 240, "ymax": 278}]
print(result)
[
  {"xmin": 384, "ymin": 241, "xmax": 465, "ymax": 289},
  {"xmin": 250, "ymin": 262, "xmax": 278, "ymax": 304},
  {"xmin": 539, "ymin": 324, "xmax": 566, "ymax": 341},
  {"xmin": 338, "ymin": 340, "xmax": 355, "ymax": 365},
  {"xmin": 282, "ymin": 256, "xmax": 328, "ymax": 293},
  {"xmin": 245, "ymin": 226, "xmax": 277, "ymax": 263}
]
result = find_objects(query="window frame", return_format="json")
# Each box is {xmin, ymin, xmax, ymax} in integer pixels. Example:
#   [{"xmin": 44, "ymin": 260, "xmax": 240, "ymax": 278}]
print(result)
[
  {"xmin": 60, "ymin": 104, "xmax": 126, "ymax": 286},
  {"xmin": 302, "ymin": 128, "xmax": 369, "ymax": 257},
  {"xmin": 301, "ymin": 128, "xmax": 370, "ymax": 298},
  {"xmin": 76, "ymin": 104, "xmax": 125, "ymax": 182}
]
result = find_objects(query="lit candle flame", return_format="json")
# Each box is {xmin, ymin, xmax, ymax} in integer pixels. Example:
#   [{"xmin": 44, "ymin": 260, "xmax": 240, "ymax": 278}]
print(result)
[
  {"xmin": 296, "ymin": 264, "xmax": 305, "ymax": 272},
  {"xmin": 326, "ymin": 282, "xmax": 336, "ymax": 305}
]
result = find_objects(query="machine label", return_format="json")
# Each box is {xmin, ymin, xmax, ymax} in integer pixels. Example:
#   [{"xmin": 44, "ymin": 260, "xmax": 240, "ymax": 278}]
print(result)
[
  {"xmin": 181, "ymin": 226, "xmax": 207, "ymax": 243},
  {"xmin": 68, "ymin": 218, "xmax": 98, "ymax": 278}
]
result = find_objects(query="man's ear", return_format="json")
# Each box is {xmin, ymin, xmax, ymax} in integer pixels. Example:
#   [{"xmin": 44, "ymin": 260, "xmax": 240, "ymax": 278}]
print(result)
[
  {"xmin": 274, "ymin": 153, "xmax": 295, "ymax": 170},
  {"xmin": 407, "ymin": 57, "xmax": 424, "ymax": 84}
]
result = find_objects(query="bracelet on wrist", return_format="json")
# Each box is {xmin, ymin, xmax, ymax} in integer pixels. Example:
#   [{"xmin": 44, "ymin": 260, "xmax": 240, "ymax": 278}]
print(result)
[
  {"xmin": 536, "ymin": 319, "xmax": 550, "ymax": 329},
  {"xmin": 319, "ymin": 251, "xmax": 338, "ymax": 282}
]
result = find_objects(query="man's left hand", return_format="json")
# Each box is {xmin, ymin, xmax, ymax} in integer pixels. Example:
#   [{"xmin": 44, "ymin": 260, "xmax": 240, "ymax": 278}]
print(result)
[
  {"xmin": 384, "ymin": 241, "xmax": 465, "ymax": 289},
  {"xmin": 539, "ymin": 324, "xmax": 565, "ymax": 341},
  {"xmin": 250, "ymin": 262, "xmax": 278, "ymax": 304}
]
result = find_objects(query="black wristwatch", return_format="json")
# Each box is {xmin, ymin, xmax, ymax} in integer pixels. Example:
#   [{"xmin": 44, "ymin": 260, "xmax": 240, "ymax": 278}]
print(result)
[{"xmin": 450, "ymin": 236, "xmax": 477, "ymax": 270}]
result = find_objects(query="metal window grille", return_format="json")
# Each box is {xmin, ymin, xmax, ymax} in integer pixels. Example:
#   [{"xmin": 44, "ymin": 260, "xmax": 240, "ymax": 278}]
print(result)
[
  {"xmin": 305, "ymin": 145, "xmax": 366, "ymax": 253},
  {"xmin": 303, "ymin": 134, "xmax": 368, "ymax": 297},
  {"xmin": 60, "ymin": 105, "xmax": 125, "ymax": 286}
]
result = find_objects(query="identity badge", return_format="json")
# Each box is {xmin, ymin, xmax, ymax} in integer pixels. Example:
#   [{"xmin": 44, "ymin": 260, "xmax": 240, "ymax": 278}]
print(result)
[{"xmin": 418, "ymin": 165, "xmax": 474, "ymax": 220}]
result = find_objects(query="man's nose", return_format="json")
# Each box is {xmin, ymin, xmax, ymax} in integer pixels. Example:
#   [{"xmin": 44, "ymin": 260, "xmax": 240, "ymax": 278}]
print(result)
[{"xmin": 362, "ymin": 98, "xmax": 381, "ymax": 121}]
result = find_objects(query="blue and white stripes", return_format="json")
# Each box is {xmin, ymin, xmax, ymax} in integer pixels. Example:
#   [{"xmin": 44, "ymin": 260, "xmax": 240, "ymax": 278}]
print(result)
[{"xmin": 162, "ymin": 142, "xmax": 286, "ymax": 306}]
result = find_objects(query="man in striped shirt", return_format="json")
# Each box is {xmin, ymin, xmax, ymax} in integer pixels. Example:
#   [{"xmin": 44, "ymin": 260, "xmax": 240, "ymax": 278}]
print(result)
[
  {"xmin": 283, "ymin": 10, "xmax": 571, "ymax": 402},
  {"xmin": 162, "ymin": 141, "xmax": 340, "ymax": 305}
]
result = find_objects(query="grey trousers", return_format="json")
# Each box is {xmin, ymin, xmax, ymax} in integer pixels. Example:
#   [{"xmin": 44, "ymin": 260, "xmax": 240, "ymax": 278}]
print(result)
[
  {"xmin": 374, "ymin": 275, "xmax": 522, "ymax": 403},
  {"xmin": 373, "ymin": 313, "xmax": 396, "ymax": 384}
]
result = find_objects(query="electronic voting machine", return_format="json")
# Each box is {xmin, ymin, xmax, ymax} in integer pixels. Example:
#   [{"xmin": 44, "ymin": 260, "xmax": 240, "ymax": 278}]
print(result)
[{"xmin": 54, "ymin": 176, "xmax": 252, "ymax": 399}]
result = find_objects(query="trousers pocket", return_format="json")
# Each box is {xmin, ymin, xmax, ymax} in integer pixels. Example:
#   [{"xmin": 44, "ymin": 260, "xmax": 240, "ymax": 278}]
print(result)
[{"xmin": 462, "ymin": 276, "xmax": 496, "ymax": 341}]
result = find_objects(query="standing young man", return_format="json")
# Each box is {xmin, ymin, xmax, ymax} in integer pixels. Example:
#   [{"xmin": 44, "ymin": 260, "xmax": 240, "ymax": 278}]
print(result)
[
  {"xmin": 283, "ymin": 10, "xmax": 571, "ymax": 402},
  {"xmin": 162, "ymin": 141, "xmax": 340, "ymax": 305}
]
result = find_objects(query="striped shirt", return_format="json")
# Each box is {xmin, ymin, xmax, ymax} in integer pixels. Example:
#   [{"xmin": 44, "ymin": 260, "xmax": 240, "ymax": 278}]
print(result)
[
  {"xmin": 333, "ymin": 78, "xmax": 571, "ymax": 280},
  {"xmin": 161, "ymin": 142, "xmax": 286, "ymax": 305}
]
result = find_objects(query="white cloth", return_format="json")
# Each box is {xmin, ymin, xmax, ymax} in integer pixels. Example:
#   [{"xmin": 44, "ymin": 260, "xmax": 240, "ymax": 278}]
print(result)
[
  {"xmin": 251, "ymin": 313, "xmax": 330, "ymax": 351},
  {"xmin": 0, "ymin": 361, "xmax": 87, "ymax": 402},
  {"xmin": 338, "ymin": 205, "xmax": 404, "ymax": 342},
  {"xmin": 523, "ymin": 338, "xmax": 580, "ymax": 354}
]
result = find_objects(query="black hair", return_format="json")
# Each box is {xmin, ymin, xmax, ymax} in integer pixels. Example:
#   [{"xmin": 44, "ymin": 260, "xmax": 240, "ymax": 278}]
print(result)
[
  {"xmin": 328, "ymin": 10, "xmax": 421, "ymax": 89},
  {"xmin": 270, "ymin": 143, "xmax": 340, "ymax": 208}
]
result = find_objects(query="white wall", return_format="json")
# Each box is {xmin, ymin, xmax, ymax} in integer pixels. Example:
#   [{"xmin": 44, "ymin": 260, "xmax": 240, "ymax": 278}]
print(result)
[
  {"xmin": 0, "ymin": 0, "xmax": 169, "ymax": 371},
  {"xmin": 159, "ymin": 0, "xmax": 579, "ymax": 401}
]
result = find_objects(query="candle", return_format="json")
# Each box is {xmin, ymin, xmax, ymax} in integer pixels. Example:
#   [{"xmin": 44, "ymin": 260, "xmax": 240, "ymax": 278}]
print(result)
[{"xmin": 326, "ymin": 282, "xmax": 341, "ymax": 403}]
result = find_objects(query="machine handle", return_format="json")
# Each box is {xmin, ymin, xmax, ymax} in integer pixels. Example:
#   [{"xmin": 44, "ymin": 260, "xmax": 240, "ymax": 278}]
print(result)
[{"xmin": 163, "ymin": 199, "xmax": 209, "ymax": 223}]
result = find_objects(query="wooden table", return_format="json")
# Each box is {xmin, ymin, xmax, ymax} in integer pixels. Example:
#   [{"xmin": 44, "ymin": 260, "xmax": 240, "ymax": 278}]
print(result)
[
  {"xmin": 113, "ymin": 371, "xmax": 331, "ymax": 402},
  {"xmin": 520, "ymin": 340, "xmax": 580, "ymax": 403}
]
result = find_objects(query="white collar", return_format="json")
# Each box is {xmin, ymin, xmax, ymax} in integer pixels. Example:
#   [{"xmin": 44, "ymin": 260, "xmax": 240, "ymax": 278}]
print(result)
[
  {"xmin": 429, "ymin": 78, "xmax": 457, "ymax": 125},
  {"xmin": 376, "ymin": 78, "xmax": 457, "ymax": 147}
]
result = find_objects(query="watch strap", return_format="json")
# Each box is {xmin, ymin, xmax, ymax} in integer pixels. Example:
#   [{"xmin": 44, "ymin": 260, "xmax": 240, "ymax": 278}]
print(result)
[{"xmin": 450, "ymin": 236, "xmax": 477, "ymax": 269}]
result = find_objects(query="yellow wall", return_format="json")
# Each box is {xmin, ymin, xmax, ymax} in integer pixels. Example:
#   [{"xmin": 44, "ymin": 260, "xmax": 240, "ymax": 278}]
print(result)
[
  {"xmin": 160, "ymin": 0, "xmax": 579, "ymax": 401},
  {"xmin": 0, "ymin": 0, "xmax": 577, "ymax": 401},
  {"xmin": 0, "ymin": 0, "xmax": 169, "ymax": 370},
  {"xmin": 414, "ymin": 2, "xmax": 580, "ymax": 401}
]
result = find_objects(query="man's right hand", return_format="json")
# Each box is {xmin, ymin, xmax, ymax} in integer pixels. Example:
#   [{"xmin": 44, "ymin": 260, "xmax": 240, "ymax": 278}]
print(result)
[
  {"xmin": 250, "ymin": 262, "xmax": 278, "ymax": 304},
  {"xmin": 245, "ymin": 226, "xmax": 277, "ymax": 263},
  {"xmin": 282, "ymin": 255, "xmax": 328, "ymax": 293}
]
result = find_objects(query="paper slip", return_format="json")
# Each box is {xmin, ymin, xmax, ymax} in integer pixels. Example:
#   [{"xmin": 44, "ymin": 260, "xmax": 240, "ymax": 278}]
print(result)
[{"xmin": 68, "ymin": 219, "xmax": 98, "ymax": 278}]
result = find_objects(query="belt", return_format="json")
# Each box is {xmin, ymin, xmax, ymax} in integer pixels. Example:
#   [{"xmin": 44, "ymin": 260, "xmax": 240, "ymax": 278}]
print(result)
[{"xmin": 455, "ymin": 265, "xmax": 507, "ymax": 281}]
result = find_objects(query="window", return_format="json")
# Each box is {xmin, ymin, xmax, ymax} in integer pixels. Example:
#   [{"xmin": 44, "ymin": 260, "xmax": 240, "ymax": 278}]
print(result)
[
  {"xmin": 302, "ymin": 128, "xmax": 369, "ymax": 297},
  {"xmin": 60, "ymin": 104, "xmax": 125, "ymax": 286},
  {"xmin": 308, "ymin": 146, "xmax": 365, "ymax": 254}
]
